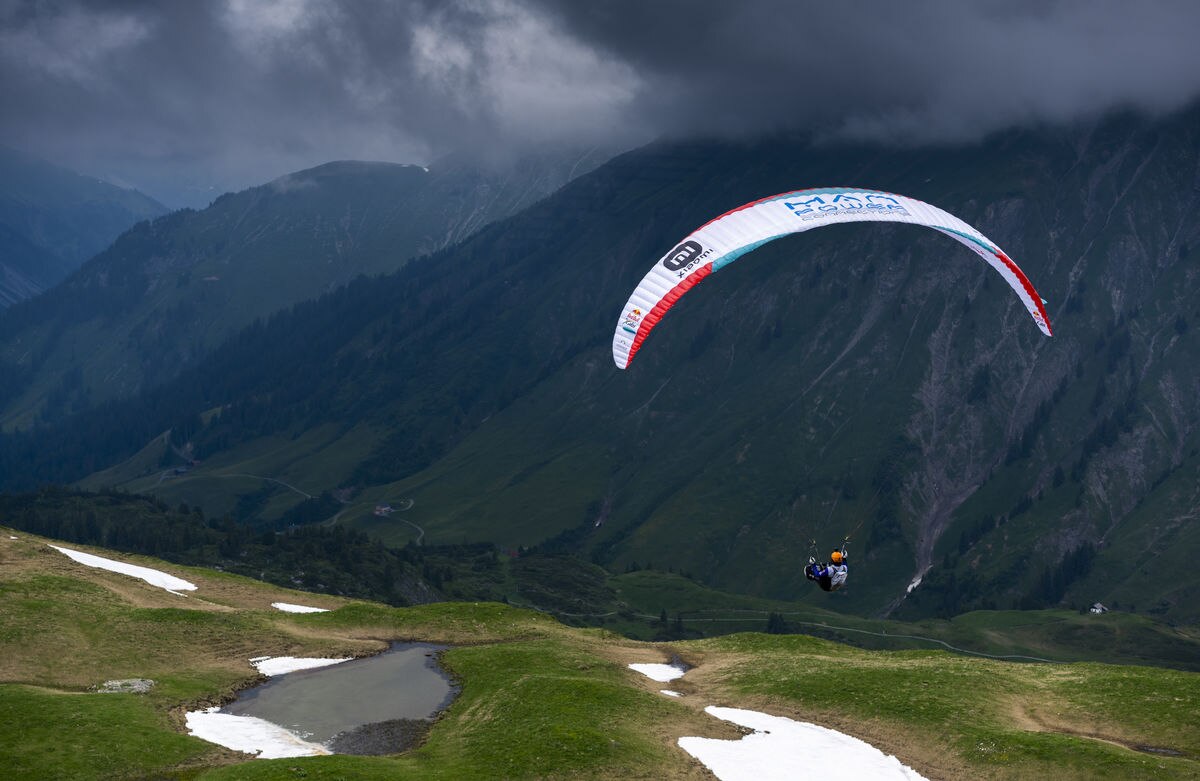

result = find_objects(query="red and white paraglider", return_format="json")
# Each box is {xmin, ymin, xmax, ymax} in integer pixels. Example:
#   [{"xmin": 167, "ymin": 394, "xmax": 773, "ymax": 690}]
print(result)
[{"xmin": 613, "ymin": 188, "xmax": 1052, "ymax": 369}]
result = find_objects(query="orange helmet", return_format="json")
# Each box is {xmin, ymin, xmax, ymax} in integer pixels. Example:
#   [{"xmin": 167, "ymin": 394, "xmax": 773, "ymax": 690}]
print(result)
[{"xmin": 830, "ymin": 550, "xmax": 843, "ymax": 564}]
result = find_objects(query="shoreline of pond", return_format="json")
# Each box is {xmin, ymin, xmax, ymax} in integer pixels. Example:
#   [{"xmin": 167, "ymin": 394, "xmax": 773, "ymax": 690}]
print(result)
[{"xmin": 187, "ymin": 642, "xmax": 460, "ymax": 758}]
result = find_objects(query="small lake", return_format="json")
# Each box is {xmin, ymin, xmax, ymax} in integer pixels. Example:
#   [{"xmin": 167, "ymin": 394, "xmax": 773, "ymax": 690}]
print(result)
[{"xmin": 223, "ymin": 642, "xmax": 457, "ymax": 754}]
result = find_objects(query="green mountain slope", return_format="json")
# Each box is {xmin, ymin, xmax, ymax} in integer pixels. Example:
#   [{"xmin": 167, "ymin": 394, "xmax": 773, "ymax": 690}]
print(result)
[
  {"xmin": 1, "ymin": 530, "xmax": 1196, "ymax": 779},
  {"xmin": 0, "ymin": 146, "xmax": 167, "ymax": 307},
  {"xmin": 5, "ymin": 488, "xmax": 1197, "ymax": 671},
  {"xmin": 0, "ymin": 149, "xmax": 609, "ymax": 427},
  {"xmin": 5, "ymin": 105, "xmax": 1200, "ymax": 624}
]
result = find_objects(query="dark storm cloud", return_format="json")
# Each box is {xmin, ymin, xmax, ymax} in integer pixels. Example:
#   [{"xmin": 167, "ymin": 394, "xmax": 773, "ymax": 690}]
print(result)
[
  {"xmin": 2, "ymin": 3, "xmax": 440, "ymax": 200},
  {"xmin": 2, "ymin": 1, "xmax": 1198, "ymax": 205},
  {"xmin": 0, "ymin": 0, "xmax": 638, "ymax": 203},
  {"xmin": 533, "ymin": 0, "xmax": 1200, "ymax": 142}
]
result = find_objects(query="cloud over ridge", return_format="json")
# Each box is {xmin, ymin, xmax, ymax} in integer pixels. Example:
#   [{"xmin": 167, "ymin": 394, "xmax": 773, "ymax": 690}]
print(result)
[{"xmin": 3, "ymin": 1, "xmax": 1198, "ymax": 203}]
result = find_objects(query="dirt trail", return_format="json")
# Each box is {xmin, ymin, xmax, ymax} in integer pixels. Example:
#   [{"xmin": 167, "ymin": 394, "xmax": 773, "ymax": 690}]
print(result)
[{"xmin": 1008, "ymin": 700, "xmax": 1189, "ymax": 759}]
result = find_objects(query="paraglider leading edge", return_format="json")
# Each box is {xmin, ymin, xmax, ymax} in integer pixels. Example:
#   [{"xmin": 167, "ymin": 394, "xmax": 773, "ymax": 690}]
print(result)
[{"xmin": 612, "ymin": 187, "xmax": 1053, "ymax": 370}]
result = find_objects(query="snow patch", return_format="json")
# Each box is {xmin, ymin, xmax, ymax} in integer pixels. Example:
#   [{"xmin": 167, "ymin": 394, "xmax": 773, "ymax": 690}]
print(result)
[
  {"xmin": 185, "ymin": 707, "xmax": 329, "ymax": 758},
  {"xmin": 252, "ymin": 656, "xmax": 352, "ymax": 676},
  {"xmin": 271, "ymin": 602, "xmax": 329, "ymax": 613},
  {"xmin": 660, "ymin": 690, "xmax": 682, "ymax": 697},
  {"xmin": 48, "ymin": 545, "xmax": 197, "ymax": 593},
  {"xmin": 680, "ymin": 706, "xmax": 929, "ymax": 781},
  {"xmin": 906, "ymin": 576, "xmax": 923, "ymax": 594},
  {"xmin": 628, "ymin": 663, "xmax": 686, "ymax": 682}
]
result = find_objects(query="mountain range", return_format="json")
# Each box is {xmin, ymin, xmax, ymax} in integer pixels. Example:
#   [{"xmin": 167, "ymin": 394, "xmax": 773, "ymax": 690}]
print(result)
[
  {"xmin": 2, "ymin": 105, "xmax": 1199, "ymax": 625},
  {"xmin": 0, "ymin": 147, "xmax": 167, "ymax": 308},
  {"xmin": 0, "ymin": 148, "xmax": 608, "ymax": 427}
]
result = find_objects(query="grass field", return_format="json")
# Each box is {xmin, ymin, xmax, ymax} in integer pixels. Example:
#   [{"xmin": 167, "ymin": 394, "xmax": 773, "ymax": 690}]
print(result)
[
  {"xmin": 2, "ymin": 529, "xmax": 1196, "ymax": 780},
  {"xmin": 506, "ymin": 565, "xmax": 1200, "ymax": 670}
]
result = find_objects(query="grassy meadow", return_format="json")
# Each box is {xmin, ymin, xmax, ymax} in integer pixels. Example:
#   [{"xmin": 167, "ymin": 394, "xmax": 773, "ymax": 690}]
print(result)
[{"xmin": 1, "ymin": 529, "xmax": 1196, "ymax": 780}]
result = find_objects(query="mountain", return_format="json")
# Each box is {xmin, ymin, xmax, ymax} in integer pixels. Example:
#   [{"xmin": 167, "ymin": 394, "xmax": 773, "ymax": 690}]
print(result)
[
  {"xmin": 0, "ymin": 148, "xmax": 609, "ymax": 427},
  {"xmin": 4, "ymin": 105, "xmax": 1200, "ymax": 625},
  {"xmin": 0, "ymin": 147, "xmax": 167, "ymax": 307}
]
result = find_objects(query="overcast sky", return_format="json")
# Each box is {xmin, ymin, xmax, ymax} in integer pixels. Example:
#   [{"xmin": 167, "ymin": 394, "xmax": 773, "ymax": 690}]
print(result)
[{"xmin": 3, "ymin": 0, "xmax": 1200, "ymax": 207}]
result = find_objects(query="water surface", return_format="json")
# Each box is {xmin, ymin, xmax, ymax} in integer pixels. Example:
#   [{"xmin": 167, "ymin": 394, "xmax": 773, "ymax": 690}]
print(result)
[{"xmin": 223, "ymin": 642, "xmax": 455, "ymax": 747}]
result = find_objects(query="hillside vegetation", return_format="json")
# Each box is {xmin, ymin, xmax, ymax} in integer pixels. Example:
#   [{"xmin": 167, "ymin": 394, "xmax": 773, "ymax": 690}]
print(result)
[
  {"xmin": 1, "ymin": 531, "xmax": 1196, "ymax": 780},
  {"xmin": 6, "ymin": 488, "xmax": 1198, "ymax": 673},
  {"xmin": 3, "ymin": 106, "xmax": 1200, "ymax": 623}
]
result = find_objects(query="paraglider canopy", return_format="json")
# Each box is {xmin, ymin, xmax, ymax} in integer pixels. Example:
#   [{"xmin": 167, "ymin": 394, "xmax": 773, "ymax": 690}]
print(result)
[{"xmin": 612, "ymin": 188, "xmax": 1052, "ymax": 369}]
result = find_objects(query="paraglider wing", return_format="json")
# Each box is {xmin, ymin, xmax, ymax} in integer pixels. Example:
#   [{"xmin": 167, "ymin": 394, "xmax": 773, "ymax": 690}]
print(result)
[{"xmin": 612, "ymin": 188, "xmax": 1052, "ymax": 369}]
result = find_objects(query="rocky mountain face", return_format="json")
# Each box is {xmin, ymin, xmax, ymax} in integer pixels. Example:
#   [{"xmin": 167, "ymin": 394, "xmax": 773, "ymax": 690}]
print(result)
[
  {"xmin": 0, "ymin": 148, "xmax": 609, "ymax": 427},
  {"xmin": 4, "ymin": 106, "xmax": 1199, "ymax": 622},
  {"xmin": 0, "ymin": 147, "xmax": 167, "ymax": 308}
]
